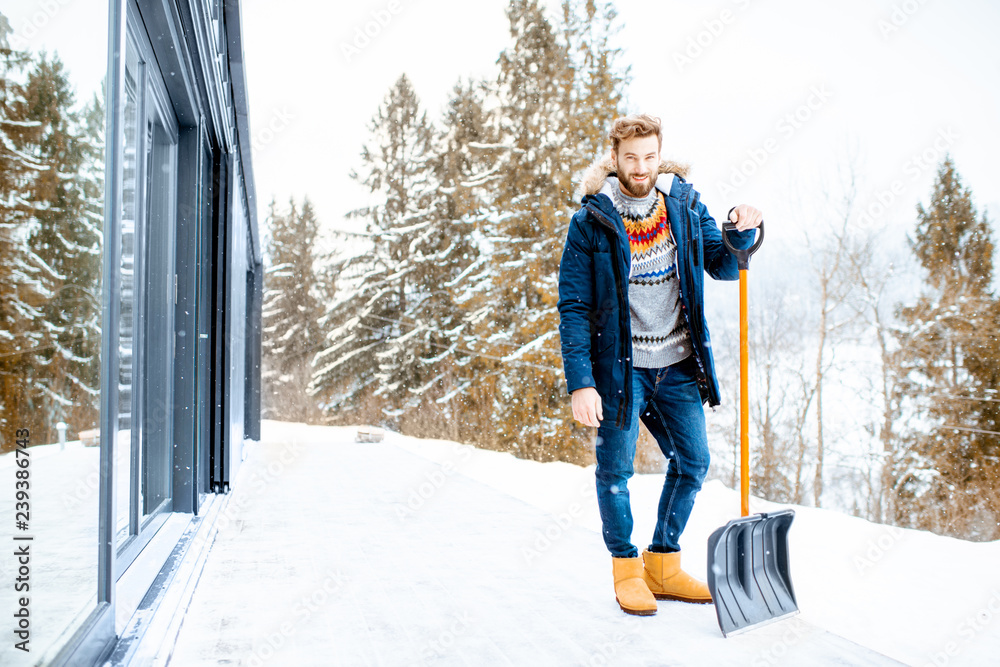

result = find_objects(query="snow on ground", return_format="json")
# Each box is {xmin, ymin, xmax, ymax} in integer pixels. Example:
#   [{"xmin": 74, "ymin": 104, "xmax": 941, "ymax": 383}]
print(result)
[
  {"xmin": 165, "ymin": 420, "xmax": 998, "ymax": 666},
  {"xmin": 385, "ymin": 425, "xmax": 1000, "ymax": 666},
  {"xmin": 0, "ymin": 441, "xmax": 101, "ymax": 667}
]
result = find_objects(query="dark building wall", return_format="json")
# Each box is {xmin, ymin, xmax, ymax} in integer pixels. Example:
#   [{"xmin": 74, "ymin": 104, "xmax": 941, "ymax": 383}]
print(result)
[{"xmin": 45, "ymin": 2, "xmax": 261, "ymax": 665}]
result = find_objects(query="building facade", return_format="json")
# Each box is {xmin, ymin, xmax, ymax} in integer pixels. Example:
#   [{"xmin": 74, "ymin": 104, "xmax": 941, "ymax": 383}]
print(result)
[{"xmin": 1, "ymin": 1, "xmax": 260, "ymax": 665}]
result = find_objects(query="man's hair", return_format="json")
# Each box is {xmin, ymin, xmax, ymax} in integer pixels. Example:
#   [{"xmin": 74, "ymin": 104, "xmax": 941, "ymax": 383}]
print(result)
[{"xmin": 608, "ymin": 114, "xmax": 662, "ymax": 154}]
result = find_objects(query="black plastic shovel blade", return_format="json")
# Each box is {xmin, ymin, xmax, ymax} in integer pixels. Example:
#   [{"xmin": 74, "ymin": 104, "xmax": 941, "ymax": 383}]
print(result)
[{"xmin": 706, "ymin": 509, "xmax": 798, "ymax": 637}]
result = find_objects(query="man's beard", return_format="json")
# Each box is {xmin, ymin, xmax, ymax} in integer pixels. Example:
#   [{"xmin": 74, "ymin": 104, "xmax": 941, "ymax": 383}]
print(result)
[{"xmin": 617, "ymin": 170, "xmax": 656, "ymax": 198}]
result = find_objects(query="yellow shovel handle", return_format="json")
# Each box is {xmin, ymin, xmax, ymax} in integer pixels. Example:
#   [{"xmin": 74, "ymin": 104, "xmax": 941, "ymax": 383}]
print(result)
[
  {"xmin": 739, "ymin": 268, "xmax": 750, "ymax": 518},
  {"xmin": 721, "ymin": 221, "xmax": 763, "ymax": 519}
]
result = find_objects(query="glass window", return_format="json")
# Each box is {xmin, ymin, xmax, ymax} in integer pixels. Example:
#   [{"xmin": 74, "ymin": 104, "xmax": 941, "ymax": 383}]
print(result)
[
  {"xmin": 116, "ymin": 36, "xmax": 140, "ymax": 546},
  {"xmin": 0, "ymin": 2, "xmax": 107, "ymax": 662},
  {"xmin": 140, "ymin": 100, "xmax": 177, "ymax": 520},
  {"xmin": 114, "ymin": 26, "xmax": 179, "ymax": 565}
]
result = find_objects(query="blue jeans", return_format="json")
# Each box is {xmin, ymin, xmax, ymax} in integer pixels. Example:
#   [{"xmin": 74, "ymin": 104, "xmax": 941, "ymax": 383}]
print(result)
[{"xmin": 595, "ymin": 355, "xmax": 710, "ymax": 558}]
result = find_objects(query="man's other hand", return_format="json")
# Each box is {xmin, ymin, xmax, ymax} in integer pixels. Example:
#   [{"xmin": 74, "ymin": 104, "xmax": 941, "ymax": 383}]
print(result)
[
  {"xmin": 571, "ymin": 387, "xmax": 603, "ymax": 428},
  {"xmin": 728, "ymin": 204, "xmax": 764, "ymax": 232}
]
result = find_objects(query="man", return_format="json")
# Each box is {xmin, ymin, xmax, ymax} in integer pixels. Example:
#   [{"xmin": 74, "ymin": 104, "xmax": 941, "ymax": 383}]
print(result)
[{"xmin": 557, "ymin": 114, "xmax": 762, "ymax": 616}]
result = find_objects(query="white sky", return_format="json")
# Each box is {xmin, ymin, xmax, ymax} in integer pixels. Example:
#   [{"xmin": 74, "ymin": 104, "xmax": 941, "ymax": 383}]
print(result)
[
  {"xmin": 238, "ymin": 0, "xmax": 1000, "ymax": 252},
  {"xmin": 3, "ymin": 0, "xmax": 999, "ymax": 253}
]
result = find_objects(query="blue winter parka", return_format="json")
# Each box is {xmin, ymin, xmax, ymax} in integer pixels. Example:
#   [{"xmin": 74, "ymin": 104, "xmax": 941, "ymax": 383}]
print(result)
[{"xmin": 557, "ymin": 156, "xmax": 756, "ymax": 431}]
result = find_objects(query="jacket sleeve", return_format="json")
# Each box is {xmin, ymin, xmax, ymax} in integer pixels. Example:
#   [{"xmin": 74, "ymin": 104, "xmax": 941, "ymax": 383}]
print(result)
[
  {"xmin": 699, "ymin": 201, "xmax": 756, "ymax": 281},
  {"xmin": 557, "ymin": 209, "xmax": 597, "ymax": 395}
]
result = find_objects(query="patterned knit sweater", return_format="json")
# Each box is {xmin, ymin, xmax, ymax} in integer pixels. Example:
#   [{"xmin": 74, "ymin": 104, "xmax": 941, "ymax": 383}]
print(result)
[{"xmin": 608, "ymin": 178, "xmax": 693, "ymax": 369}]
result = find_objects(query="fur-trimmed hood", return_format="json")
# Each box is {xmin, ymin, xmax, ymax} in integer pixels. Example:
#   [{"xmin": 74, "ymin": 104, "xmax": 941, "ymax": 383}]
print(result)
[{"xmin": 577, "ymin": 152, "xmax": 691, "ymax": 200}]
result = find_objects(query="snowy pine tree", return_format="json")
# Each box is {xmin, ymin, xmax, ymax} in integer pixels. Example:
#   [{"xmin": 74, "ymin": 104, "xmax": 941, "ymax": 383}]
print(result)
[
  {"xmin": 464, "ymin": 0, "xmax": 577, "ymax": 462},
  {"xmin": 890, "ymin": 156, "xmax": 1000, "ymax": 540},
  {"xmin": 384, "ymin": 79, "xmax": 494, "ymax": 440},
  {"xmin": 312, "ymin": 2, "xmax": 628, "ymax": 462},
  {"xmin": 312, "ymin": 74, "xmax": 447, "ymax": 427},
  {"xmin": 456, "ymin": 0, "xmax": 627, "ymax": 463},
  {"xmin": 0, "ymin": 38, "xmax": 46, "ymax": 446},
  {"xmin": 562, "ymin": 0, "xmax": 629, "ymax": 163},
  {"xmin": 427, "ymin": 78, "xmax": 504, "ymax": 446},
  {"xmin": 261, "ymin": 198, "xmax": 324, "ymax": 422},
  {"xmin": 22, "ymin": 54, "xmax": 103, "ymax": 442}
]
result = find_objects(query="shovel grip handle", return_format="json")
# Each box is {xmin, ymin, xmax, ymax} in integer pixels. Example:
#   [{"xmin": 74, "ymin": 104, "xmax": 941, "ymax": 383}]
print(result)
[
  {"xmin": 722, "ymin": 221, "xmax": 764, "ymax": 271},
  {"xmin": 723, "ymin": 220, "xmax": 763, "ymax": 516}
]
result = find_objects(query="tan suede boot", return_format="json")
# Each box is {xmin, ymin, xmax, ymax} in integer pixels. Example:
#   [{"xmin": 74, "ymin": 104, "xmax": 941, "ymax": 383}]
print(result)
[
  {"xmin": 642, "ymin": 550, "xmax": 712, "ymax": 604},
  {"xmin": 612, "ymin": 556, "xmax": 657, "ymax": 616}
]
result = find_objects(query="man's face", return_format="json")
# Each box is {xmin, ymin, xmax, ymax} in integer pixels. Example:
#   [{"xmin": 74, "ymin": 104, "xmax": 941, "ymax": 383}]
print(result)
[{"xmin": 613, "ymin": 134, "xmax": 660, "ymax": 198}]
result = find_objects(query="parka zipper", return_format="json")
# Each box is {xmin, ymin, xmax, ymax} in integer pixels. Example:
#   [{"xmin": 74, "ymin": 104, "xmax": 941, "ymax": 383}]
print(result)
[{"xmin": 585, "ymin": 202, "xmax": 631, "ymax": 429}]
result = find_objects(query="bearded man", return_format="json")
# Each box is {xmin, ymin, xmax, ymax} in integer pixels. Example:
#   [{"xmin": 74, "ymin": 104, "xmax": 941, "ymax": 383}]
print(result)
[{"xmin": 557, "ymin": 114, "xmax": 763, "ymax": 616}]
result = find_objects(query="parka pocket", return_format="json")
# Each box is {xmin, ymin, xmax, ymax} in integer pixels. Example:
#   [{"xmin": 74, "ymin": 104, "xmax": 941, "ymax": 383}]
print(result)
[
  {"xmin": 593, "ymin": 328, "xmax": 614, "ymax": 355},
  {"xmin": 590, "ymin": 251, "xmax": 617, "ymax": 328}
]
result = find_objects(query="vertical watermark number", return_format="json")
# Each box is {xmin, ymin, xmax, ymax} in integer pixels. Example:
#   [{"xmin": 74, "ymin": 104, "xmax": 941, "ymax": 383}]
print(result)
[{"xmin": 12, "ymin": 427, "xmax": 32, "ymax": 653}]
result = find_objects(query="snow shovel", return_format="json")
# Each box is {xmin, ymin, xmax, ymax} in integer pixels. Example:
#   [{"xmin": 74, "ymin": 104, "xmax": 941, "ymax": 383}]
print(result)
[{"xmin": 706, "ymin": 222, "xmax": 799, "ymax": 637}]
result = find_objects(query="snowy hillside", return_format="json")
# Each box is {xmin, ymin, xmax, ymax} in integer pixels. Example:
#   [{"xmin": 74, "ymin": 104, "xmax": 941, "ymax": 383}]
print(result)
[{"xmin": 162, "ymin": 421, "xmax": 1000, "ymax": 666}]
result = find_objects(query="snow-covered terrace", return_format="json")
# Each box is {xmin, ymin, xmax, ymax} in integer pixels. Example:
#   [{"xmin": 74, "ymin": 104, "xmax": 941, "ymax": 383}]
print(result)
[
  {"xmin": 5, "ymin": 422, "xmax": 998, "ymax": 666},
  {"xmin": 164, "ymin": 422, "xmax": 999, "ymax": 666}
]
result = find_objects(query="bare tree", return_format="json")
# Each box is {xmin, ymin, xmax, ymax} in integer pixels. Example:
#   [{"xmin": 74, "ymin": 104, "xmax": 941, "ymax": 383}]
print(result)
[
  {"xmin": 804, "ymin": 165, "xmax": 862, "ymax": 507},
  {"xmin": 789, "ymin": 362, "xmax": 817, "ymax": 505},
  {"xmin": 842, "ymin": 226, "xmax": 904, "ymax": 523},
  {"xmin": 747, "ymin": 283, "xmax": 808, "ymax": 502}
]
